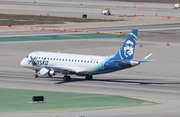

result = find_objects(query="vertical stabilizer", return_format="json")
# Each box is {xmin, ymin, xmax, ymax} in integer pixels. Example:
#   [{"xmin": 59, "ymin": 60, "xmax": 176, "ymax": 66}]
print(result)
[{"xmin": 112, "ymin": 29, "xmax": 138, "ymax": 60}]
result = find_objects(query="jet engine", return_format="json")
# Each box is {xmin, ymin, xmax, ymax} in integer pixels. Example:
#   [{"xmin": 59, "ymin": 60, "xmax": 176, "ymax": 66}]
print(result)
[{"xmin": 39, "ymin": 68, "xmax": 56, "ymax": 77}]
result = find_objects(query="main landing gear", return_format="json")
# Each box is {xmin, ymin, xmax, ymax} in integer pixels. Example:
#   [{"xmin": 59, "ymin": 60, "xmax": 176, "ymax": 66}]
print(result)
[
  {"xmin": 63, "ymin": 75, "xmax": 71, "ymax": 81},
  {"xmin": 62, "ymin": 75, "xmax": 93, "ymax": 81},
  {"xmin": 85, "ymin": 75, "xmax": 93, "ymax": 80}
]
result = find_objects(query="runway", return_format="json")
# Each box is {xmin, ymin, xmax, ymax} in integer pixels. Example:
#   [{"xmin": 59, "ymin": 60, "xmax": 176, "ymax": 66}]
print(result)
[{"xmin": 0, "ymin": 0, "xmax": 180, "ymax": 117}]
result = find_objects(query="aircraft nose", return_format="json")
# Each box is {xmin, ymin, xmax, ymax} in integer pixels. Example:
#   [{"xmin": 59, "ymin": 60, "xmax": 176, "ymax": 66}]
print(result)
[{"xmin": 20, "ymin": 59, "xmax": 26, "ymax": 67}]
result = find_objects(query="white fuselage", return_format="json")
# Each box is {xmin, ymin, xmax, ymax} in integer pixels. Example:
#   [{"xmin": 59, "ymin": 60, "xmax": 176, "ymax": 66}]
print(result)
[{"xmin": 20, "ymin": 51, "xmax": 109, "ymax": 75}]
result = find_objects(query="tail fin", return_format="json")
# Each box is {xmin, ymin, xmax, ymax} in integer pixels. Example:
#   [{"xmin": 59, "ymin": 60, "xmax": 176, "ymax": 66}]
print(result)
[{"xmin": 112, "ymin": 29, "xmax": 138, "ymax": 60}]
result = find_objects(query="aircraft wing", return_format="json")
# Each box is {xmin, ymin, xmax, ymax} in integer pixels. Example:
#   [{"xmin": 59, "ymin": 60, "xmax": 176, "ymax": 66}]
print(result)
[{"xmin": 50, "ymin": 65, "xmax": 89, "ymax": 75}]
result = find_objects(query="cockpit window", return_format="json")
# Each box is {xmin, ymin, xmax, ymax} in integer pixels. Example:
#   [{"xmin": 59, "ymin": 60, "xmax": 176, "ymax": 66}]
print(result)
[{"xmin": 25, "ymin": 55, "xmax": 29, "ymax": 58}]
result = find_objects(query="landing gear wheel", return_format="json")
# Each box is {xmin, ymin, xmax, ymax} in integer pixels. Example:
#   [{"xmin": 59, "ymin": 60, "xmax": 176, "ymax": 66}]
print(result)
[
  {"xmin": 63, "ymin": 76, "xmax": 71, "ymax": 81},
  {"xmin": 33, "ymin": 70, "xmax": 39, "ymax": 78},
  {"xmin": 48, "ymin": 74, "xmax": 52, "ymax": 78},
  {"xmin": 33, "ymin": 74, "xmax": 38, "ymax": 78},
  {"xmin": 49, "ymin": 75, "xmax": 52, "ymax": 78},
  {"xmin": 85, "ymin": 75, "xmax": 93, "ymax": 80}
]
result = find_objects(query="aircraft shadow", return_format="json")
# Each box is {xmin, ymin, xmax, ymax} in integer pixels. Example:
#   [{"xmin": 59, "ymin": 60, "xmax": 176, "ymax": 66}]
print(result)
[{"xmin": 50, "ymin": 76, "xmax": 180, "ymax": 85}]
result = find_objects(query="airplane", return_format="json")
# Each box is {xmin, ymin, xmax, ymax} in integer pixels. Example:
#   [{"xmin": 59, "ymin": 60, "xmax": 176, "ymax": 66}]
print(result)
[{"xmin": 20, "ymin": 29, "xmax": 155, "ymax": 81}]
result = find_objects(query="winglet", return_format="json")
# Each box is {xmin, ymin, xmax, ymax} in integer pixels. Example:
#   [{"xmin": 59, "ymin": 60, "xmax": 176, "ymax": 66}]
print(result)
[
  {"xmin": 139, "ymin": 53, "xmax": 156, "ymax": 63},
  {"xmin": 30, "ymin": 56, "xmax": 37, "ymax": 66}
]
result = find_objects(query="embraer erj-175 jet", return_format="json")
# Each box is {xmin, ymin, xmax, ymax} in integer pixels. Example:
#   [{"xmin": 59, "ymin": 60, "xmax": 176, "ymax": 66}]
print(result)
[{"xmin": 20, "ymin": 29, "xmax": 154, "ymax": 81}]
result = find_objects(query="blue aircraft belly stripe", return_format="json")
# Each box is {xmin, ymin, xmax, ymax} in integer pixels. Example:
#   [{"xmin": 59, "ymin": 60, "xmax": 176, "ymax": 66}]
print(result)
[
  {"xmin": 89, "ymin": 59, "xmax": 107, "ymax": 73},
  {"xmin": 89, "ymin": 54, "xmax": 117, "ymax": 74}
]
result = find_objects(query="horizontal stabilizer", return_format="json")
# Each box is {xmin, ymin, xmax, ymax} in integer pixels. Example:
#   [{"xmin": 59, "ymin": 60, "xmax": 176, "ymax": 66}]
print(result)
[
  {"xmin": 139, "ymin": 59, "xmax": 157, "ymax": 63},
  {"xmin": 112, "ymin": 60, "xmax": 129, "ymax": 65},
  {"xmin": 139, "ymin": 53, "xmax": 156, "ymax": 63}
]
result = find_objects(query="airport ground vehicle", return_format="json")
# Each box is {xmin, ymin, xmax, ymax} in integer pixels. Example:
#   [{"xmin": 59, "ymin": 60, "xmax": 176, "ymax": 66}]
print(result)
[
  {"xmin": 174, "ymin": 3, "xmax": 180, "ymax": 9},
  {"xmin": 102, "ymin": 8, "xmax": 111, "ymax": 15}
]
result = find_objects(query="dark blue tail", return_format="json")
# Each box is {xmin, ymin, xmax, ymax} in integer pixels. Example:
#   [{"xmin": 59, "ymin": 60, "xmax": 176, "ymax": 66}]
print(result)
[{"xmin": 112, "ymin": 29, "xmax": 138, "ymax": 60}]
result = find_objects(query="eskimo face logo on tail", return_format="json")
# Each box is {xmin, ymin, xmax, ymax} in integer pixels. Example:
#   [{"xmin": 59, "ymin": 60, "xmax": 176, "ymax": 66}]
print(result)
[{"xmin": 123, "ymin": 40, "xmax": 134, "ymax": 58}]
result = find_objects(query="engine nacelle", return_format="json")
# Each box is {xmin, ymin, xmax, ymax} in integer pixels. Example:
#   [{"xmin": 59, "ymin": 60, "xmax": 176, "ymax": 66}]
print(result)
[{"xmin": 39, "ymin": 68, "xmax": 56, "ymax": 77}]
